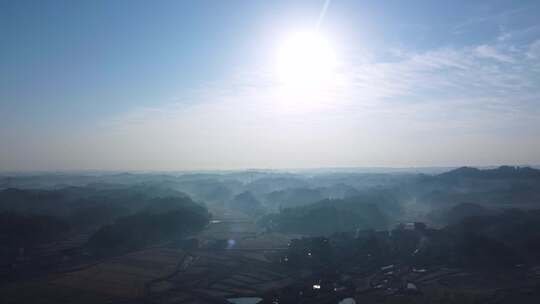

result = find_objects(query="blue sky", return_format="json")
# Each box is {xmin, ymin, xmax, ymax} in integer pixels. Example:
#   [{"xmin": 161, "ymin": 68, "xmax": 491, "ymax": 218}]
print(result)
[{"xmin": 1, "ymin": 0, "xmax": 540, "ymax": 170}]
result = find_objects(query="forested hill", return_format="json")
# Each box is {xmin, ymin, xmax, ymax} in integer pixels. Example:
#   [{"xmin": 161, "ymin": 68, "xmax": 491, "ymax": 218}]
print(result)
[{"xmin": 438, "ymin": 166, "xmax": 540, "ymax": 180}]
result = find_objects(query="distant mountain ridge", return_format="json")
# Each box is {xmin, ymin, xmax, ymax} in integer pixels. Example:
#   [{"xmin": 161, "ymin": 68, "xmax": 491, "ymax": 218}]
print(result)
[{"xmin": 438, "ymin": 166, "xmax": 540, "ymax": 179}]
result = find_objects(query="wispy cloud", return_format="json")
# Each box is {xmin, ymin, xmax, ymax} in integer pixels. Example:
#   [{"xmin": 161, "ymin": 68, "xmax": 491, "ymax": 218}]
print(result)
[
  {"xmin": 527, "ymin": 40, "xmax": 540, "ymax": 59},
  {"xmin": 474, "ymin": 45, "xmax": 514, "ymax": 63},
  {"xmin": 452, "ymin": 6, "xmax": 528, "ymax": 35}
]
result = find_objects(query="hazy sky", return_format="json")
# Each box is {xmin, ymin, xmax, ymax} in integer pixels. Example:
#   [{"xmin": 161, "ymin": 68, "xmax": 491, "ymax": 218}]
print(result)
[{"xmin": 1, "ymin": 0, "xmax": 540, "ymax": 171}]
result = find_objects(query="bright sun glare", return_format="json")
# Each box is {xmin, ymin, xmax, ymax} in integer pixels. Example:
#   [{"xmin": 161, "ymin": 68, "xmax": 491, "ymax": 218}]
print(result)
[{"xmin": 275, "ymin": 30, "xmax": 338, "ymax": 91}]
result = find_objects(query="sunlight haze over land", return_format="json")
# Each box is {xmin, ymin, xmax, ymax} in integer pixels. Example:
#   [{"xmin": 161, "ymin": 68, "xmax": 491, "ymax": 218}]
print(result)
[{"xmin": 1, "ymin": 0, "xmax": 540, "ymax": 171}]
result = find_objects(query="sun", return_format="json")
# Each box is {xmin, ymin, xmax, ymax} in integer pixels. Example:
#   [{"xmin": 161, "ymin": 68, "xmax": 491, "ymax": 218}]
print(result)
[{"xmin": 275, "ymin": 30, "xmax": 338, "ymax": 91}]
